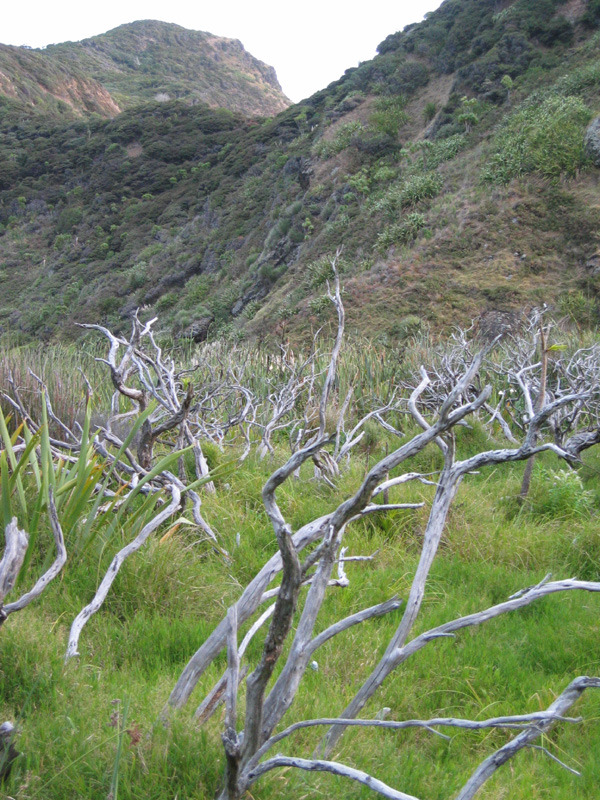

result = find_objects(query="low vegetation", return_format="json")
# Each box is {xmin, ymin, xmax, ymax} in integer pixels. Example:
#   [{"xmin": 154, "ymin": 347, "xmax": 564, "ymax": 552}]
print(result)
[
  {"xmin": 484, "ymin": 93, "xmax": 592, "ymax": 183},
  {"xmin": 3, "ymin": 2, "xmax": 600, "ymax": 789},
  {"xmin": 0, "ymin": 302, "xmax": 600, "ymax": 799}
]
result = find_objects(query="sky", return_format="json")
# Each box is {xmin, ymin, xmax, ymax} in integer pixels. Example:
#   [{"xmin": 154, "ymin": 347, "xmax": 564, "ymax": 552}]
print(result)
[{"xmin": 2, "ymin": 0, "xmax": 444, "ymax": 102}]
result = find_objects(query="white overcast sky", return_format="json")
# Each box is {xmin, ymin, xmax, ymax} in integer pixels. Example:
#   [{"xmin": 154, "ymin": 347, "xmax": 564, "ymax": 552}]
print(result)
[{"xmin": 2, "ymin": 1, "xmax": 444, "ymax": 102}]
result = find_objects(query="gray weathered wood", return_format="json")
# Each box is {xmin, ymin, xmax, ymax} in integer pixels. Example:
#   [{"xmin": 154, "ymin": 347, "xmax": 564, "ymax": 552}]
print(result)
[
  {"xmin": 66, "ymin": 484, "xmax": 180, "ymax": 660},
  {"xmin": 1, "ymin": 489, "xmax": 67, "ymax": 627}
]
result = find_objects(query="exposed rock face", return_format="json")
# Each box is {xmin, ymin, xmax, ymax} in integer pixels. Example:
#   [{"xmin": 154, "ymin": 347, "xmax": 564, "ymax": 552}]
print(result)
[
  {"xmin": 180, "ymin": 316, "xmax": 214, "ymax": 342},
  {"xmin": 585, "ymin": 116, "xmax": 600, "ymax": 165},
  {"xmin": 283, "ymin": 156, "xmax": 312, "ymax": 190},
  {"xmin": 585, "ymin": 250, "xmax": 600, "ymax": 275}
]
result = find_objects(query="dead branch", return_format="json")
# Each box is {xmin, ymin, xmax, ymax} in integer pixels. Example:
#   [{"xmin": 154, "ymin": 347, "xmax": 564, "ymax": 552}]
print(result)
[
  {"xmin": 455, "ymin": 676, "xmax": 600, "ymax": 800},
  {"xmin": 65, "ymin": 483, "xmax": 181, "ymax": 660},
  {"xmin": 0, "ymin": 489, "xmax": 67, "ymax": 627}
]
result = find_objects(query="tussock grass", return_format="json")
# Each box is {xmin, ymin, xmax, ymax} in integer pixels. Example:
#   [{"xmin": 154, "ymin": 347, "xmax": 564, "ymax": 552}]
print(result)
[{"xmin": 1, "ymin": 338, "xmax": 600, "ymax": 799}]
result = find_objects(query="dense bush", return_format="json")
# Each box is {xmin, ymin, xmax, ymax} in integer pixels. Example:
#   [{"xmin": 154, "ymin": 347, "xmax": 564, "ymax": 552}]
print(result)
[
  {"xmin": 376, "ymin": 211, "xmax": 426, "ymax": 251},
  {"xmin": 582, "ymin": 0, "xmax": 600, "ymax": 28},
  {"xmin": 483, "ymin": 94, "xmax": 592, "ymax": 183},
  {"xmin": 460, "ymin": 32, "xmax": 534, "ymax": 97},
  {"xmin": 312, "ymin": 121, "xmax": 365, "ymax": 159},
  {"xmin": 386, "ymin": 61, "xmax": 430, "ymax": 96},
  {"xmin": 369, "ymin": 97, "xmax": 409, "ymax": 138},
  {"xmin": 371, "ymin": 172, "xmax": 443, "ymax": 218}
]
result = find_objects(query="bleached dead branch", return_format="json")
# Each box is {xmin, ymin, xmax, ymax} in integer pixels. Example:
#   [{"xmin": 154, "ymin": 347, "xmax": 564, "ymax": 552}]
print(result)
[
  {"xmin": 65, "ymin": 483, "xmax": 181, "ymax": 660},
  {"xmin": 0, "ymin": 489, "xmax": 67, "ymax": 626}
]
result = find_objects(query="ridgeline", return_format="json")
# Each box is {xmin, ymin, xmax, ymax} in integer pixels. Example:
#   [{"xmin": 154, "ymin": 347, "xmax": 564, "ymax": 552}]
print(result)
[{"xmin": 1, "ymin": 1, "xmax": 600, "ymax": 344}]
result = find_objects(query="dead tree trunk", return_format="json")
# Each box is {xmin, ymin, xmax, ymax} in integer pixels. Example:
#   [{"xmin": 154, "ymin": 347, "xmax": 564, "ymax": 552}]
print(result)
[{"xmin": 519, "ymin": 322, "xmax": 548, "ymax": 502}]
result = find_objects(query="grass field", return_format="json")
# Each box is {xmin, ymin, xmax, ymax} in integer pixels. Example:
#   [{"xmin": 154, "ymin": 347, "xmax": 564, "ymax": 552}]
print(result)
[{"xmin": 1, "ymin": 333, "xmax": 600, "ymax": 800}]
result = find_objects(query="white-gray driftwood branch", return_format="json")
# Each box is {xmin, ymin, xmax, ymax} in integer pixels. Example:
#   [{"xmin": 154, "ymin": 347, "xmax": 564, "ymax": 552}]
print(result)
[
  {"xmin": 65, "ymin": 484, "xmax": 181, "ymax": 660},
  {"xmin": 1, "ymin": 489, "xmax": 67, "ymax": 625},
  {"xmin": 246, "ymin": 756, "xmax": 421, "ymax": 800},
  {"xmin": 455, "ymin": 676, "xmax": 600, "ymax": 800}
]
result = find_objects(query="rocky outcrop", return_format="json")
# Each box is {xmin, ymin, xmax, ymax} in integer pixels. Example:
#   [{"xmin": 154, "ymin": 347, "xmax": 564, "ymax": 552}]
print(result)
[
  {"xmin": 585, "ymin": 116, "xmax": 600, "ymax": 165},
  {"xmin": 179, "ymin": 316, "xmax": 214, "ymax": 342}
]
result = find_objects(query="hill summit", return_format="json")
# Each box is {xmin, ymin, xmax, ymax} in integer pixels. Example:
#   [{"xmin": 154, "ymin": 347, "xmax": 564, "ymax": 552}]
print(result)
[{"xmin": 0, "ymin": 20, "xmax": 290, "ymax": 117}]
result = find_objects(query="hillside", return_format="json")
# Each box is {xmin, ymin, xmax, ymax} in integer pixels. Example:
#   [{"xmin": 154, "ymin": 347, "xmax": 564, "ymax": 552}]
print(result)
[
  {"xmin": 0, "ymin": 21, "xmax": 290, "ymax": 118},
  {"xmin": 1, "ymin": 0, "xmax": 600, "ymax": 344}
]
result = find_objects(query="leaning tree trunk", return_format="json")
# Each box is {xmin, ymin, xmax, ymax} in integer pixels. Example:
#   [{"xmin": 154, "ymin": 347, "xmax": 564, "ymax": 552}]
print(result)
[{"xmin": 519, "ymin": 323, "xmax": 548, "ymax": 502}]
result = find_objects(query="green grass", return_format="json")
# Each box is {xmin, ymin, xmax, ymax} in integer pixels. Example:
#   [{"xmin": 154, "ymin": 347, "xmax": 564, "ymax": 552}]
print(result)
[
  {"xmin": 4, "ymin": 1, "xmax": 600, "ymax": 791},
  {"xmin": 483, "ymin": 93, "xmax": 593, "ymax": 184},
  {"xmin": 1, "ymin": 382, "xmax": 600, "ymax": 798}
]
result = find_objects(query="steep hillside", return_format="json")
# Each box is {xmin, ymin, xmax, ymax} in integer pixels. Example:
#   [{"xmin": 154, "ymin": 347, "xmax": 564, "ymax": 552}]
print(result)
[
  {"xmin": 0, "ymin": 45, "xmax": 121, "ymax": 116},
  {"xmin": 0, "ymin": 21, "xmax": 290, "ymax": 118},
  {"xmin": 1, "ymin": 0, "xmax": 600, "ymax": 344}
]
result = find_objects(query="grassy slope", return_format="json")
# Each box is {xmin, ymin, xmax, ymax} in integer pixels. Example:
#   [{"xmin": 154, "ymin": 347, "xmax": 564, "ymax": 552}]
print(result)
[
  {"xmin": 0, "ymin": 44, "xmax": 121, "ymax": 116},
  {"xmin": 0, "ymin": 329, "xmax": 599, "ymax": 798},
  {"xmin": 0, "ymin": 0, "xmax": 600, "ymax": 345},
  {"xmin": 1, "ymin": 424, "xmax": 600, "ymax": 799}
]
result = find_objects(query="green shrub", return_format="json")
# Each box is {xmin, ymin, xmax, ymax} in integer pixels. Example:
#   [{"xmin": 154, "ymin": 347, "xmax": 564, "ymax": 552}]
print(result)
[
  {"xmin": 139, "ymin": 243, "xmax": 163, "ymax": 260},
  {"xmin": 372, "ymin": 173, "xmax": 443, "ymax": 218},
  {"xmin": 582, "ymin": 0, "xmax": 600, "ymax": 27},
  {"xmin": 555, "ymin": 62, "xmax": 600, "ymax": 96},
  {"xmin": 423, "ymin": 102, "xmax": 437, "ymax": 123},
  {"xmin": 389, "ymin": 314, "xmax": 422, "ymax": 339},
  {"xmin": 484, "ymin": 94, "xmax": 592, "ymax": 183},
  {"xmin": 372, "ymin": 165, "xmax": 398, "ymax": 184},
  {"xmin": 528, "ymin": 467, "xmax": 594, "ymax": 520},
  {"xmin": 313, "ymin": 121, "xmax": 365, "ymax": 159},
  {"xmin": 301, "ymin": 219, "xmax": 314, "ymax": 241},
  {"xmin": 56, "ymin": 207, "xmax": 83, "ymax": 233},
  {"xmin": 289, "ymin": 226, "xmax": 305, "ymax": 244},
  {"xmin": 185, "ymin": 274, "xmax": 211, "ymax": 304},
  {"xmin": 125, "ymin": 262, "xmax": 148, "ymax": 290},
  {"xmin": 308, "ymin": 294, "xmax": 331, "ymax": 315},
  {"xmin": 182, "ymin": 441, "xmax": 220, "ymax": 480},
  {"xmin": 155, "ymin": 292, "xmax": 178, "ymax": 311},
  {"xmin": 53, "ymin": 233, "xmax": 72, "ymax": 251},
  {"xmin": 347, "ymin": 168, "xmax": 371, "ymax": 195},
  {"xmin": 369, "ymin": 97, "xmax": 409, "ymax": 138},
  {"xmin": 426, "ymin": 134, "xmax": 466, "ymax": 167},
  {"xmin": 283, "ymin": 200, "xmax": 303, "ymax": 217},
  {"xmin": 388, "ymin": 61, "xmax": 429, "ymax": 95},
  {"xmin": 277, "ymin": 217, "xmax": 292, "ymax": 236},
  {"xmin": 259, "ymin": 262, "xmax": 284, "ymax": 283},
  {"xmin": 400, "ymin": 172, "xmax": 444, "ymax": 206},
  {"xmin": 376, "ymin": 212, "xmax": 426, "ymax": 251},
  {"xmin": 457, "ymin": 97, "xmax": 480, "ymax": 134},
  {"xmin": 243, "ymin": 300, "xmax": 260, "ymax": 320}
]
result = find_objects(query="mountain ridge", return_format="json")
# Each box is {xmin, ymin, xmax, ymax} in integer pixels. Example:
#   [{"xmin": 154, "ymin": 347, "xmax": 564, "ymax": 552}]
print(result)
[
  {"xmin": 1, "ymin": 0, "xmax": 599, "ymax": 344},
  {"xmin": 0, "ymin": 20, "xmax": 290, "ymax": 117}
]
